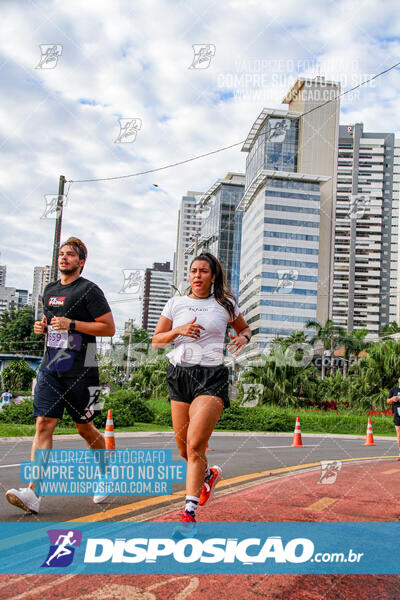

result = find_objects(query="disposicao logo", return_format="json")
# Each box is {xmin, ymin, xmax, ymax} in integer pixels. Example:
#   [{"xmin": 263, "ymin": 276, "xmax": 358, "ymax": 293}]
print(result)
[
  {"xmin": 41, "ymin": 529, "xmax": 82, "ymax": 568},
  {"xmin": 84, "ymin": 536, "xmax": 314, "ymax": 564}
]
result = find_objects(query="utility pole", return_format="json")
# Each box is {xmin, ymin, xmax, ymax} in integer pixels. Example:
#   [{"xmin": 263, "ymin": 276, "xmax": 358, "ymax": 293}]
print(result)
[
  {"xmin": 50, "ymin": 175, "xmax": 66, "ymax": 282},
  {"xmin": 126, "ymin": 319, "xmax": 134, "ymax": 378}
]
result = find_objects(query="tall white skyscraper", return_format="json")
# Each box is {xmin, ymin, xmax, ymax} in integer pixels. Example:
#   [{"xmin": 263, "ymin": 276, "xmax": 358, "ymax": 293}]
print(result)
[
  {"xmin": 332, "ymin": 124, "xmax": 400, "ymax": 333},
  {"xmin": 32, "ymin": 265, "xmax": 51, "ymax": 316},
  {"xmin": 193, "ymin": 173, "xmax": 245, "ymax": 299},
  {"xmin": 0, "ymin": 265, "xmax": 6, "ymax": 287},
  {"xmin": 0, "ymin": 287, "xmax": 16, "ymax": 314},
  {"xmin": 238, "ymin": 77, "xmax": 340, "ymax": 354},
  {"xmin": 173, "ymin": 192, "xmax": 202, "ymax": 294},
  {"xmin": 142, "ymin": 261, "xmax": 173, "ymax": 333}
]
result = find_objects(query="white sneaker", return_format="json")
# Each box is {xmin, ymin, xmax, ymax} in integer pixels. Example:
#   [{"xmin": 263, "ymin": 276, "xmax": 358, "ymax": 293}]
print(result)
[
  {"xmin": 5, "ymin": 487, "xmax": 41, "ymax": 514},
  {"xmin": 93, "ymin": 492, "xmax": 110, "ymax": 504},
  {"xmin": 93, "ymin": 478, "xmax": 110, "ymax": 504}
]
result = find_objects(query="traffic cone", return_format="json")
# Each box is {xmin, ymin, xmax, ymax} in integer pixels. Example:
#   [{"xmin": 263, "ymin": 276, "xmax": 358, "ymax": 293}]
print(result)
[
  {"xmin": 206, "ymin": 442, "xmax": 213, "ymax": 452},
  {"xmin": 364, "ymin": 417, "xmax": 375, "ymax": 446},
  {"xmin": 105, "ymin": 409, "xmax": 116, "ymax": 450},
  {"xmin": 291, "ymin": 416, "xmax": 303, "ymax": 447}
]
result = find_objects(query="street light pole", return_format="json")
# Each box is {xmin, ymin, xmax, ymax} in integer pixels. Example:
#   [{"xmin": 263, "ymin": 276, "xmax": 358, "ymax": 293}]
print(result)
[{"xmin": 50, "ymin": 174, "xmax": 66, "ymax": 282}]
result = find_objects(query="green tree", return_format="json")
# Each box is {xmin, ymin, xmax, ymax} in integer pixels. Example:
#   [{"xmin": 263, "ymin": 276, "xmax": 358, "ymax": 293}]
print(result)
[
  {"xmin": 121, "ymin": 326, "xmax": 161, "ymax": 371},
  {"xmin": 1, "ymin": 359, "xmax": 36, "ymax": 391},
  {"xmin": 305, "ymin": 319, "xmax": 342, "ymax": 379},
  {"xmin": 127, "ymin": 358, "xmax": 169, "ymax": 398},
  {"xmin": 348, "ymin": 339, "xmax": 400, "ymax": 409},
  {"xmin": 122, "ymin": 327, "xmax": 151, "ymax": 348},
  {"xmin": 98, "ymin": 356, "xmax": 123, "ymax": 390},
  {"xmin": 380, "ymin": 321, "xmax": 400, "ymax": 338},
  {"xmin": 0, "ymin": 307, "xmax": 44, "ymax": 356},
  {"xmin": 337, "ymin": 328, "xmax": 369, "ymax": 376},
  {"xmin": 238, "ymin": 342, "xmax": 319, "ymax": 408}
]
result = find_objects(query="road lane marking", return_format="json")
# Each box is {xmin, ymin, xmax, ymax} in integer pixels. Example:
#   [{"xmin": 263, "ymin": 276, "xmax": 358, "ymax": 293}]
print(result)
[
  {"xmin": 257, "ymin": 445, "xmax": 319, "ymax": 448},
  {"xmin": 383, "ymin": 468, "xmax": 400, "ymax": 474},
  {"xmin": 68, "ymin": 455, "xmax": 397, "ymax": 523},
  {"xmin": 307, "ymin": 497, "xmax": 338, "ymax": 511}
]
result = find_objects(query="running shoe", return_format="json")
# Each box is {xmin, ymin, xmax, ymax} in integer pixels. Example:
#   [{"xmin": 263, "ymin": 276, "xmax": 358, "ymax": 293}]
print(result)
[
  {"xmin": 199, "ymin": 465, "xmax": 222, "ymax": 506},
  {"xmin": 173, "ymin": 510, "xmax": 197, "ymax": 539},
  {"xmin": 5, "ymin": 487, "xmax": 41, "ymax": 514},
  {"xmin": 93, "ymin": 476, "xmax": 110, "ymax": 504}
]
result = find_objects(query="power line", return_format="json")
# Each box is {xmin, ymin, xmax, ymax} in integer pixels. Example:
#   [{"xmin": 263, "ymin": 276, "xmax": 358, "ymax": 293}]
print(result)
[{"xmin": 68, "ymin": 61, "xmax": 400, "ymax": 185}]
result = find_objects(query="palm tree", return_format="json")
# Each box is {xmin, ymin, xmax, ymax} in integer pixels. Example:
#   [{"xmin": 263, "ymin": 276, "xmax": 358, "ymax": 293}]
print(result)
[
  {"xmin": 348, "ymin": 339, "xmax": 400, "ymax": 410},
  {"xmin": 239, "ymin": 343, "xmax": 318, "ymax": 407},
  {"xmin": 337, "ymin": 328, "xmax": 369, "ymax": 377},
  {"xmin": 380, "ymin": 322, "xmax": 400, "ymax": 338},
  {"xmin": 305, "ymin": 319, "xmax": 342, "ymax": 378}
]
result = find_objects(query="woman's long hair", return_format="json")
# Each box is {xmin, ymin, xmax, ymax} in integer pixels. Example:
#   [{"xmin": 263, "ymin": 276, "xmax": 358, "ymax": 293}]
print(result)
[{"xmin": 189, "ymin": 252, "xmax": 236, "ymax": 321}]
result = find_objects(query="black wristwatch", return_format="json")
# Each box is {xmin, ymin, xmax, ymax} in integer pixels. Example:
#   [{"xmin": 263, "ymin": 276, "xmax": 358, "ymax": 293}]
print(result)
[
  {"xmin": 243, "ymin": 333, "xmax": 251, "ymax": 343},
  {"xmin": 69, "ymin": 319, "xmax": 76, "ymax": 332}
]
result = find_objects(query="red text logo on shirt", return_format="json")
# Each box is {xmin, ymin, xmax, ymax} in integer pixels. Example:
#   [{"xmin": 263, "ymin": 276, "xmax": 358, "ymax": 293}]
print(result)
[{"xmin": 48, "ymin": 296, "xmax": 66, "ymax": 306}]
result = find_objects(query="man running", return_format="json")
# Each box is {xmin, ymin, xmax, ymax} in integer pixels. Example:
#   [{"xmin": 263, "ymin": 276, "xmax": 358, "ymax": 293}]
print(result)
[
  {"xmin": 387, "ymin": 376, "xmax": 400, "ymax": 460},
  {"xmin": 6, "ymin": 237, "xmax": 115, "ymax": 513}
]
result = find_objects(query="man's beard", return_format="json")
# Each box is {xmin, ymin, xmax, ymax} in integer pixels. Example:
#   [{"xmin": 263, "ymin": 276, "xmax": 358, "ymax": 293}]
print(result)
[{"xmin": 59, "ymin": 264, "xmax": 80, "ymax": 275}]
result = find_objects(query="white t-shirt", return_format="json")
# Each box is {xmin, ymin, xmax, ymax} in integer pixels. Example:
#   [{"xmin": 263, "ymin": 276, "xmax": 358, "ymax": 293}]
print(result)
[{"xmin": 161, "ymin": 295, "xmax": 240, "ymax": 366}]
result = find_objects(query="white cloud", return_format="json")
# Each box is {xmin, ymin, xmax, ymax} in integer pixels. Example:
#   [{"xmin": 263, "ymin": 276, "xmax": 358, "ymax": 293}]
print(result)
[{"xmin": 1, "ymin": 0, "xmax": 399, "ymax": 331}]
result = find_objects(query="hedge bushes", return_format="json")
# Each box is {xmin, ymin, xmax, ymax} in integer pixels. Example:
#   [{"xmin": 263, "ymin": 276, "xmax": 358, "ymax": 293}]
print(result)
[
  {"xmin": 93, "ymin": 390, "xmax": 154, "ymax": 428},
  {"xmin": 147, "ymin": 398, "xmax": 396, "ymax": 436},
  {"xmin": 0, "ymin": 393, "xmax": 395, "ymax": 437},
  {"xmin": 0, "ymin": 390, "xmax": 155, "ymax": 430},
  {"xmin": 0, "ymin": 399, "xmax": 36, "ymax": 424},
  {"xmin": 1, "ymin": 360, "xmax": 36, "ymax": 391}
]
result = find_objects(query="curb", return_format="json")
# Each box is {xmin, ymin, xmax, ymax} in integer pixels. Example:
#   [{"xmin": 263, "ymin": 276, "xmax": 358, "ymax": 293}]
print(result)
[{"xmin": 0, "ymin": 431, "xmax": 397, "ymax": 443}]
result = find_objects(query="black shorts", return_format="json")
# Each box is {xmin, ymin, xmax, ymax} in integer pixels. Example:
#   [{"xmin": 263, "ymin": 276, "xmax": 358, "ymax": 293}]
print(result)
[
  {"xmin": 33, "ymin": 369, "xmax": 101, "ymax": 424},
  {"xmin": 166, "ymin": 363, "xmax": 230, "ymax": 409},
  {"xmin": 394, "ymin": 412, "xmax": 400, "ymax": 427}
]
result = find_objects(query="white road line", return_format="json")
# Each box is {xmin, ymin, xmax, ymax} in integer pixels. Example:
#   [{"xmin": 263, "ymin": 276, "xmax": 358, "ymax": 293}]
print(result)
[
  {"xmin": 257, "ymin": 445, "xmax": 320, "ymax": 449},
  {"xmin": 0, "ymin": 463, "xmax": 20, "ymax": 469}
]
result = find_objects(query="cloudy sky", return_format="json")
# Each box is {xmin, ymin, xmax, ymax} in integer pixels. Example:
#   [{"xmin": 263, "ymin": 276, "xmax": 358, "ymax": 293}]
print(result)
[{"xmin": 1, "ymin": 0, "xmax": 399, "ymax": 335}]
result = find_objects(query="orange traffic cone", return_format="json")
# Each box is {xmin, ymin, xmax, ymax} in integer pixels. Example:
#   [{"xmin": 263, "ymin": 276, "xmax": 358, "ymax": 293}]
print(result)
[
  {"xmin": 364, "ymin": 417, "xmax": 375, "ymax": 446},
  {"xmin": 206, "ymin": 442, "xmax": 213, "ymax": 452},
  {"xmin": 291, "ymin": 416, "xmax": 303, "ymax": 447},
  {"xmin": 105, "ymin": 409, "xmax": 116, "ymax": 449}
]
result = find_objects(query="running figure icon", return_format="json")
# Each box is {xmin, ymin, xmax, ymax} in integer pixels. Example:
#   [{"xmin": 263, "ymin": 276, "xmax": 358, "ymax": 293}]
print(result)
[{"xmin": 45, "ymin": 531, "xmax": 77, "ymax": 566}]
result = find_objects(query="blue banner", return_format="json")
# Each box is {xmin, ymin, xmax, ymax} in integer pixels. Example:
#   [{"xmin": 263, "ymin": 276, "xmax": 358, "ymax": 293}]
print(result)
[
  {"xmin": 19, "ymin": 449, "xmax": 185, "ymax": 496},
  {"xmin": 0, "ymin": 522, "xmax": 398, "ymax": 574}
]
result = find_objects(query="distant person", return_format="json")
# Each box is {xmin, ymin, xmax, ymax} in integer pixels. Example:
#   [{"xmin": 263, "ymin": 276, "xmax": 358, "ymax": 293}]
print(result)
[
  {"xmin": 387, "ymin": 376, "xmax": 400, "ymax": 460},
  {"xmin": 1, "ymin": 389, "xmax": 12, "ymax": 409},
  {"xmin": 152, "ymin": 251, "xmax": 251, "ymax": 530},
  {"xmin": 5, "ymin": 237, "xmax": 115, "ymax": 513}
]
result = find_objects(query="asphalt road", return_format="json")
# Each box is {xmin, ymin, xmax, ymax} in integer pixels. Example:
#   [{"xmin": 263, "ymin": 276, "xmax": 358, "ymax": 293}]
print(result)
[{"xmin": 0, "ymin": 432, "xmax": 397, "ymax": 522}]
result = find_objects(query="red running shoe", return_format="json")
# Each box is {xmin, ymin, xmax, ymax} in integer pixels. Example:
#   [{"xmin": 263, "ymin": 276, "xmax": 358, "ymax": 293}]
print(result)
[
  {"xmin": 180, "ymin": 510, "xmax": 196, "ymax": 523},
  {"xmin": 173, "ymin": 510, "xmax": 197, "ymax": 539},
  {"xmin": 199, "ymin": 465, "xmax": 222, "ymax": 506}
]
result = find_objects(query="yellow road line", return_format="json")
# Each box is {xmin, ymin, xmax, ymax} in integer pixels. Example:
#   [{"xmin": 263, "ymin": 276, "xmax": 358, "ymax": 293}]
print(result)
[
  {"xmin": 383, "ymin": 468, "xmax": 400, "ymax": 474},
  {"xmin": 68, "ymin": 455, "xmax": 397, "ymax": 523},
  {"xmin": 307, "ymin": 497, "xmax": 338, "ymax": 512}
]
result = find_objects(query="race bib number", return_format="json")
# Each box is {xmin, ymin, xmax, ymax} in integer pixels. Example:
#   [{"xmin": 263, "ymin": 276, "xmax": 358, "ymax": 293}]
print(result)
[
  {"xmin": 397, "ymin": 407, "xmax": 400, "ymax": 417},
  {"xmin": 47, "ymin": 325, "xmax": 69, "ymax": 348}
]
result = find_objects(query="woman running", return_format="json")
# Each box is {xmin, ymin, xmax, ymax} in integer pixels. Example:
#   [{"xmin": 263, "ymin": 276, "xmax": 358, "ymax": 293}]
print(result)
[{"xmin": 152, "ymin": 252, "xmax": 251, "ymax": 525}]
